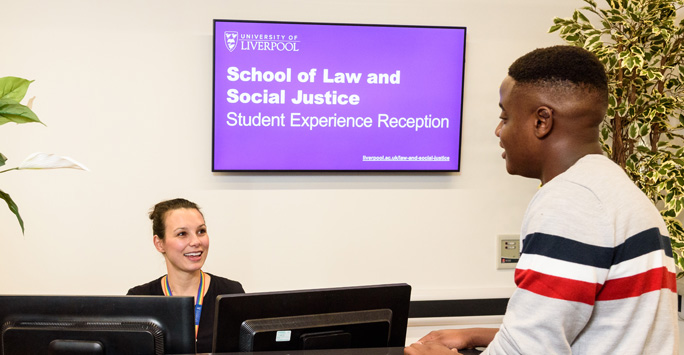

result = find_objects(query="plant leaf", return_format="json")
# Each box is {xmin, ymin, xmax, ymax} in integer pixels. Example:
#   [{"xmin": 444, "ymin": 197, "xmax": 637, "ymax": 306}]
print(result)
[
  {"xmin": 577, "ymin": 11, "xmax": 590, "ymax": 23},
  {"xmin": 0, "ymin": 76, "xmax": 33, "ymax": 102},
  {"xmin": 0, "ymin": 188, "xmax": 24, "ymax": 234},
  {"xmin": 17, "ymin": 152, "xmax": 89, "ymax": 171},
  {"xmin": 0, "ymin": 152, "xmax": 6, "ymax": 167},
  {"xmin": 0, "ymin": 99, "xmax": 43, "ymax": 126},
  {"xmin": 628, "ymin": 122, "xmax": 639, "ymax": 139}
]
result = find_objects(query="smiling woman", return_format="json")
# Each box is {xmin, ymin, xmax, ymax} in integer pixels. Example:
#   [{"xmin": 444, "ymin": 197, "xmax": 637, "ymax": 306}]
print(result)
[{"xmin": 127, "ymin": 198, "xmax": 245, "ymax": 353}]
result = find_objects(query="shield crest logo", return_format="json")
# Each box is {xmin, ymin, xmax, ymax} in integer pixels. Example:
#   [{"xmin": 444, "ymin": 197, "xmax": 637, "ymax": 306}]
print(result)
[{"xmin": 224, "ymin": 31, "xmax": 238, "ymax": 52}]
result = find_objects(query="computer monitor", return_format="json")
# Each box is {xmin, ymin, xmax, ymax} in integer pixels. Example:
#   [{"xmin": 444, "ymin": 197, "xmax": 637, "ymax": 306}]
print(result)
[
  {"xmin": 212, "ymin": 283, "xmax": 411, "ymax": 352},
  {"xmin": 0, "ymin": 295, "xmax": 195, "ymax": 355}
]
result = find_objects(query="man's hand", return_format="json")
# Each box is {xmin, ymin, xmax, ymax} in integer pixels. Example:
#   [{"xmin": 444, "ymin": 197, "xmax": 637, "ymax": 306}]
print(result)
[
  {"xmin": 404, "ymin": 341, "xmax": 462, "ymax": 355},
  {"xmin": 417, "ymin": 329, "xmax": 473, "ymax": 349},
  {"xmin": 414, "ymin": 328, "xmax": 498, "ymax": 350}
]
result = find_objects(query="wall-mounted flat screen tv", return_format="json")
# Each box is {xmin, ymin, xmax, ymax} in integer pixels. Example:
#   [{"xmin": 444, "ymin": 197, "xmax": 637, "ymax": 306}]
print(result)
[{"xmin": 213, "ymin": 20, "xmax": 466, "ymax": 172}]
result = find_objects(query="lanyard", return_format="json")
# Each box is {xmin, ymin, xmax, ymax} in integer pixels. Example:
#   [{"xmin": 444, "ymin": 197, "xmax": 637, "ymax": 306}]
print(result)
[{"xmin": 162, "ymin": 270, "xmax": 206, "ymax": 338}]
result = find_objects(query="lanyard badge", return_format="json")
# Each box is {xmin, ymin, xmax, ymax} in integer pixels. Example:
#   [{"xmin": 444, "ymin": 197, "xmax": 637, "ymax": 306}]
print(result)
[{"xmin": 162, "ymin": 270, "xmax": 206, "ymax": 338}]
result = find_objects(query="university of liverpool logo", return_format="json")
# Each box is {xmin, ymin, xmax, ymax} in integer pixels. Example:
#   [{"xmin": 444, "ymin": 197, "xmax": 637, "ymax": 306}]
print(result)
[{"xmin": 224, "ymin": 31, "xmax": 238, "ymax": 52}]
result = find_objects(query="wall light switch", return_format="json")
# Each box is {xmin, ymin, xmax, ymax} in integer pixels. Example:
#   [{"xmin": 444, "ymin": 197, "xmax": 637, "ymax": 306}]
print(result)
[{"xmin": 497, "ymin": 234, "xmax": 520, "ymax": 269}]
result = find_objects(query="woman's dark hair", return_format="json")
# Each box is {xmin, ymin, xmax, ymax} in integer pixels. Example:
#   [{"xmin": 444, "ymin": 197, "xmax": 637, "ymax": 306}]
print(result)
[{"xmin": 149, "ymin": 198, "xmax": 202, "ymax": 239}]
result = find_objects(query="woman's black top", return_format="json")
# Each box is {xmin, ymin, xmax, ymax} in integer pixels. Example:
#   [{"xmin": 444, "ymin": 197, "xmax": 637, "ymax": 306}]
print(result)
[{"xmin": 127, "ymin": 273, "xmax": 245, "ymax": 353}]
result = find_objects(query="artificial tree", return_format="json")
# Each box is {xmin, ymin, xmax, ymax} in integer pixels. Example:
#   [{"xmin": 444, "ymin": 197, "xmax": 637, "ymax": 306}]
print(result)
[
  {"xmin": 550, "ymin": 0, "xmax": 684, "ymax": 275},
  {"xmin": 0, "ymin": 76, "xmax": 87, "ymax": 234}
]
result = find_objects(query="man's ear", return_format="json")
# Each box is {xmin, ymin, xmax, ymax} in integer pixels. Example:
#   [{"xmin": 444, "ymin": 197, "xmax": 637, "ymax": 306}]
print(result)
[{"xmin": 534, "ymin": 106, "xmax": 553, "ymax": 138}]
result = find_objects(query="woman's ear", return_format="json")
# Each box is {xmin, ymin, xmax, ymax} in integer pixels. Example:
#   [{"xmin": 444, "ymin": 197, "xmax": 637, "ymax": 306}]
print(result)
[
  {"xmin": 534, "ymin": 106, "xmax": 553, "ymax": 138},
  {"xmin": 153, "ymin": 235, "xmax": 165, "ymax": 254}
]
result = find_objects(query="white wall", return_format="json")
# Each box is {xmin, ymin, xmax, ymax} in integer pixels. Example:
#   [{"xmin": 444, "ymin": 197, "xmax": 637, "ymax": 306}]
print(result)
[{"xmin": 0, "ymin": 0, "xmax": 582, "ymax": 299}]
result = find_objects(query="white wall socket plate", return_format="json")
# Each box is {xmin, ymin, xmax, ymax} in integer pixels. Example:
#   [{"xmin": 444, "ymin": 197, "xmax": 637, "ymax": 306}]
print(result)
[{"xmin": 497, "ymin": 234, "xmax": 520, "ymax": 270}]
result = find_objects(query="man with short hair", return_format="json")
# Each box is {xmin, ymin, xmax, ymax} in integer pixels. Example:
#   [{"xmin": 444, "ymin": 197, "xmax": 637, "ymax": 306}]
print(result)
[{"xmin": 405, "ymin": 45, "xmax": 679, "ymax": 355}]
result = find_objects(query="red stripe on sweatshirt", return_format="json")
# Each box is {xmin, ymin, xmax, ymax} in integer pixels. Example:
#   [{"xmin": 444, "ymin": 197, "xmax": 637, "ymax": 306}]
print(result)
[
  {"xmin": 515, "ymin": 267, "xmax": 676, "ymax": 305},
  {"xmin": 515, "ymin": 269, "xmax": 600, "ymax": 305},
  {"xmin": 596, "ymin": 266, "xmax": 676, "ymax": 301}
]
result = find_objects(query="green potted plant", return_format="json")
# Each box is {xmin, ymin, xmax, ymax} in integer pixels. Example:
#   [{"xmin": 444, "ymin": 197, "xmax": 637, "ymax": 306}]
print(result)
[
  {"xmin": 0, "ymin": 76, "xmax": 87, "ymax": 234},
  {"xmin": 549, "ymin": 0, "xmax": 684, "ymax": 275}
]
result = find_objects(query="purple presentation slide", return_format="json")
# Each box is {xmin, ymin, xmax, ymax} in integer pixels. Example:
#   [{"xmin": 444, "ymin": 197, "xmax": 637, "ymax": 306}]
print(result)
[{"xmin": 213, "ymin": 20, "xmax": 466, "ymax": 171}]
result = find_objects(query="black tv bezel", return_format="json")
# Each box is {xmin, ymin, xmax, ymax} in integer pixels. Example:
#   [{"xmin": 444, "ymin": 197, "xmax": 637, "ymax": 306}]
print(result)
[
  {"xmin": 0, "ymin": 295, "xmax": 196, "ymax": 355},
  {"xmin": 212, "ymin": 283, "xmax": 412, "ymax": 352},
  {"xmin": 212, "ymin": 19, "xmax": 467, "ymax": 173}
]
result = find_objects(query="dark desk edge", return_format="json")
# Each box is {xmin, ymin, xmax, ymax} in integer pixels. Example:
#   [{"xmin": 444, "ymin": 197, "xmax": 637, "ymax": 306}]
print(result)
[
  {"xmin": 195, "ymin": 349, "xmax": 404, "ymax": 355},
  {"xmin": 409, "ymin": 298, "xmax": 509, "ymax": 318}
]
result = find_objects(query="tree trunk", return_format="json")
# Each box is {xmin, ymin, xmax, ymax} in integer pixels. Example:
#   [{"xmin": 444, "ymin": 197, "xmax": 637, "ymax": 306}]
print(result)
[{"xmin": 612, "ymin": 114, "xmax": 626, "ymax": 168}]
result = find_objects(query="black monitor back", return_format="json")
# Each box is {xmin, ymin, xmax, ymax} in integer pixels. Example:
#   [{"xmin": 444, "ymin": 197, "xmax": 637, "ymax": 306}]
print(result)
[
  {"xmin": 0, "ymin": 295, "xmax": 195, "ymax": 355},
  {"xmin": 213, "ymin": 283, "xmax": 411, "ymax": 352}
]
